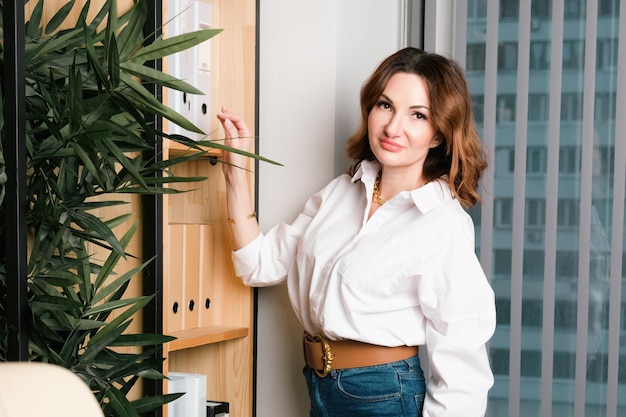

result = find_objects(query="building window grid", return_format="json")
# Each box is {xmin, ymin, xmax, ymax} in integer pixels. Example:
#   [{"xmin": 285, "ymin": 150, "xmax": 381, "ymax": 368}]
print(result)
[
  {"xmin": 461, "ymin": 1, "xmax": 624, "ymax": 415},
  {"xmin": 493, "ymin": 145, "xmax": 615, "ymax": 176}
]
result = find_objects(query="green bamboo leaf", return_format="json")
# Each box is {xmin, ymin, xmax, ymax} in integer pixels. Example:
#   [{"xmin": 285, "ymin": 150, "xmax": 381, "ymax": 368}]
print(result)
[
  {"xmin": 77, "ymin": 0, "xmax": 92, "ymax": 27},
  {"xmin": 31, "ymin": 295, "xmax": 83, "ymax": 311},
  {"xmin": 36, "ymin": 270, "xmax": 83, "ymax": 287},
  {"xmin": 109, "ymin": 93, "xmax": 155, "ymax": 134},
  {"xmin": 119, "ymin": 81, "xmax": 203, "ymax": 133},
  {"xmin": 120, "ymin": 62, "xmax": 204, "ymax": 94},
  {"xmin": 132, "ymin": 29, "xmax": 223, "ymax": 62},
  {"xmin": 84, "ymin": 24, "xmax": 110, "ymax": 92},
  {"xmin": 32, "ymin": 218, "xmax": 71, "ymax": 273},
  {"xmin": 84, "ymin": 298, "xmax": 142, "ymax": 317},
  {"xmin": 68, "ymin": 66, "xmax": 83, "ymax": 134},
  {"xmin": 28, "ymin": 325, "xmax": 65, "ymax": 360},
  {"xmin": 132, "ymin": 393, "xmax": 184, "ymax": 414},
  {"xmin": 108, "ymin": 35, "xmax": 121, "ymax": 88},
  {"xmin": 91, "ymin": 260, "xmax": 151, "ymax": 305},
  {"xmin": 118, "ymin": 72, "xmax": 167, "ymax": 112},
  {"xmin": 109, "ymin": 333, "xmax": 176, "ymax": 347},
  {"xmin": 115, "ymin": 186, "xmax": 188, "ymax": 195},
  {"xmin": 81, "ymin": 321, "xmax": 131, "ymax": 364},
  {"xmin": 107, "ymin": 360, "xmax": 162, "ymax": 385},
  {"xmin": 75, "ymin": 201, "xmax": 130, "ymax": 211},
  {"xmin": 117, "ymin": 0, "xmax": 146, "ymax": 60},
  {"xmin": 98, "ymin": 361, "xmax": 142, "ymax": 384},
  {"xmin": 29, "ymin": 325, "xmax": 64, "ymax": 354},
  {"xmin": 60, "ymin": 326, "xmax": 87, "ymax": 365},
  {"xmin": 71, "ymin": 210, "xmax": 125, "ymax": 256},
  {"xmin": 104, "ymin": 0, "xmax": 117, "ymax": 56},
  {"xmin": 90, "ymin": 297, "xmax": 152, "ymax": 348},
  {"xmin": 26, "ymin": 29, "xmax": 83, "ymax": 62},
  {"xmin": 196, "ymin": 138, "xmax": 284, "ymax": 166},
  {"xmin": 102, "ymin": 386, "xmax": 140, "ymax": 417},
  {"xmin": 103, "ymin": 213, "xmax": 134, "ymax": 229},
  {"xmin": 77, "ymin": 319, "xmax": 107, "ymax": 330},
  {"xmin": 70, "ymin": 142, "xmax": 106, "ymax": 189},
  {"xmin": 137, "ymin": 368, "xmax": 167, "ymax": 380},
  {"xmin": 150, "ymin": 148, "xmax": 206, "ymax": 166},
  {"xmin": 76, "ymin": 245, "xmax": 93, "ymax": 305},
  {"xmin": 80, "ymin": 120, "xmax": 114, "ymax": 141},
  {"xmin": 142, "ymin": 175, "xmax": 207, "ymax": 185},
  {"xmin": 100, "ymin": 135, "xmax": 149, "ymax": 190},
  {"xmin": 45, "ymin": 0, "xmax": 76, "ymax": 35},
  {"xmin": 26, "ymin": 0, "xmax": 44, "ymax": 39}
]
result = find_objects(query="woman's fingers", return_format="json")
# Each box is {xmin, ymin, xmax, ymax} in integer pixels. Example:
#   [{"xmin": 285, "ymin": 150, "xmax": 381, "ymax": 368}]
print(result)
[
  {"xmin": 217, "ymin": 108, "xmax": 252, "ymax": 174},
  {"xmin": 222, "ymin": 118, "xmax": 238, "ymax": 139},
  {"xmin": 217, "ymin": 107, "xmax": 250, "ymax": 139}
]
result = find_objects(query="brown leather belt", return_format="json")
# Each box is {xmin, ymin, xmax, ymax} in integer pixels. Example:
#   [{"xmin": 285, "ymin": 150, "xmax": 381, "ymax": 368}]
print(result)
[{"xmin": 303, "ymin": 332, "xmax": 419, "ymax": 377}]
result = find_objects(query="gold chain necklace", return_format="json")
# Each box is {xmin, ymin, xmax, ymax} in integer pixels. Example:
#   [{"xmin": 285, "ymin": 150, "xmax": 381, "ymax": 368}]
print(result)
[{"xmin": 372, "ymin": 170, "xmax": 386, "ymax": 205}]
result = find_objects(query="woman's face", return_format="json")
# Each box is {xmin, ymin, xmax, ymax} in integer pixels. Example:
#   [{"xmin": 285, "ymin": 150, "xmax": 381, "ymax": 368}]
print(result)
[{"xmin": 367, "ymin": 72, "xmax": 439, "ymax": 173}]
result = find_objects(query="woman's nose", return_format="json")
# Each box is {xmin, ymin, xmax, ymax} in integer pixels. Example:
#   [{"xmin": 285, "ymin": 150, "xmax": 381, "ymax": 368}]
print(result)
[{"xmin": 385, "ymin": 113, "xmax": 402, "ymax": 136}]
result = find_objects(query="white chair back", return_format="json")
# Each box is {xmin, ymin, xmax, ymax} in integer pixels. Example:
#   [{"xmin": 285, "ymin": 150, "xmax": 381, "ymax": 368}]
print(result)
[{"xmin": 0, "ymin": 362, "xmax": 104, "ymax": 417}]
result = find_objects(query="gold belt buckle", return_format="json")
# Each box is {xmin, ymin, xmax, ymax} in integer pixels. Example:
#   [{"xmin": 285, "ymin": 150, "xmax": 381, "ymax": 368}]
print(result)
[{"xmin": 312, "ymin": 334, "xmax": 333, "ymax": 378}]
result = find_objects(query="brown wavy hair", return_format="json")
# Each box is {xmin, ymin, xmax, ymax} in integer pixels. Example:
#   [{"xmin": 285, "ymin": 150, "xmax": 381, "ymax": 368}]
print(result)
[{"xmin": 346, "ymin": 47, "xmax": 487, "ymax": 208}]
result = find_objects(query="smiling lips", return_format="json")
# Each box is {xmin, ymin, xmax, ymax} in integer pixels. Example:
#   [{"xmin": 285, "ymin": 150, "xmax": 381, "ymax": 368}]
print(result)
[{"xmin": 380, "ymin": 138, "xmax": 404, "ymax": 152}]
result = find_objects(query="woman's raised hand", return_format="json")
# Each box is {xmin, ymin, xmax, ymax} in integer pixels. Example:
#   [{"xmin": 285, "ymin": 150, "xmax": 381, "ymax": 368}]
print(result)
[
  {"xmin": 216, "ymin": 107, "xmax": 252, "ymax": 179},
  {"xmin": 216, "ymin": 107, "xmax": 259, "ymax": 248}
]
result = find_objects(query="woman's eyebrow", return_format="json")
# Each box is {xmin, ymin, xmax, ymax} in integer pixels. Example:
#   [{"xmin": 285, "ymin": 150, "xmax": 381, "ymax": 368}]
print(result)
[{"xmin": 381, "ymin": 93, "xmax": 430, "ymax": 111}]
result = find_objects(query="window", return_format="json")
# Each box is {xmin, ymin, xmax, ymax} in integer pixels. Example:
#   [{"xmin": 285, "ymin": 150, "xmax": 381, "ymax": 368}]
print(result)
[
  {"xmin": 559, "ymin": 146, "xmax": 580, "ymax": 174},
  {"xmin": 467, "ymin": 44, "xmax": 487, "ymax": 71},
  {"xmin": 557, "ymin": 200, "xmax": 580, "ymax": 229},
  {"xmin": 472, "ymin": 94, "xmax": 485, "ymax": 124},
  {"xmin": 525, "ymin": 199, "xmax": 545, "ymax": 227},
  {"xmin": 595, "ymin": 92, "xmax": 616, "ymax": 122},
  {"xmin": 468, "ymin": 0, "xmax": 487, "ymax": 20},
  {"xmin": 500, "ymin": 0, "xmax": 519, "ymax": 19},
  {"xmin": 597, "ymin": 38, "xmax": 618, "ymax": 70},
  {"xmin": 530, "ymin": 41, "xmax": 550, "ymax": 70},
  {"xmin": 593, "ymin": 145, "xmax": 615, "ymax": 175},
  {"xmin": 526, "ymin": 146, "xmax": 546, "ymax": 173},
  {"xmin": 528, "ymin": 94, "xmax": 548, "ymax": 121},
  {"xmin": 563, "ymin": 40, "xmax": 584, "ymax": 69},
  {"xmin": 497, "ymin": 94, "xmax": 516, "ymax": 122},
  {"xmin": 495, "ymin": 198, "xmax": 513, "ymax": 227},
  {"xmin": 599, "ymin": 0, "xmax": 620, "ymax": 16},
  {"xmin": 498, "ymin": 42, "xmax": 518, "ymax": 70},
  {"xmin": 458, "ymin": 1, "xmax": 625, "ymax": 416},
  {"xmin": 564, "ymin": 0, "xmax": 585, "ymax": 19},
  {"xmin": 561, "ymin": 92, "xmax": 583, "ymax": 121}
]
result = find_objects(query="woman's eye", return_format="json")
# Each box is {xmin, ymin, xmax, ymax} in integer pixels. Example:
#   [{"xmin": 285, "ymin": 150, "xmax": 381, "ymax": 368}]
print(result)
[
  {"xmin": 377, "ymin": 100, "xmax": 392, "ymax": 110},
  {"xmin": 413, "ymin": 112, "xmax": 427, "ymax": 120}
]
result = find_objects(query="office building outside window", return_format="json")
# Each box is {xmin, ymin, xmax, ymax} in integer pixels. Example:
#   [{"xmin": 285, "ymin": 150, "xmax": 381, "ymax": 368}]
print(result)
[{"xmin": 459, "ymin": 1, "xmax": 626, "ymax": 417}]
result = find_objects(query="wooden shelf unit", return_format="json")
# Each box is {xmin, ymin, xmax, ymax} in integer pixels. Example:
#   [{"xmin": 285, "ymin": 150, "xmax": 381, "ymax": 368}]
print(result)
[{"xmin": 162, "ymin": 1, "xmax": 256, "ymax": 416}]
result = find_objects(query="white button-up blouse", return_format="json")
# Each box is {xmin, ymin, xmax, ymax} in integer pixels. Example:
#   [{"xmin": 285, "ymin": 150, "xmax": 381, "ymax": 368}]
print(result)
[{"xmin": 232, "ymin": 159, "xmax": 496, "ymax": 416}]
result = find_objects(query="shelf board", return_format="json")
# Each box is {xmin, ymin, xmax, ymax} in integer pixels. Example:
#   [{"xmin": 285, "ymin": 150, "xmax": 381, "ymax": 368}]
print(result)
[
  {"xmin": 167, "ymin": 325, "xmax": 249, "ymax": 352},
  {"xmin": 168, "ymin": 140, "xmax": 224, "ymax": 158}
]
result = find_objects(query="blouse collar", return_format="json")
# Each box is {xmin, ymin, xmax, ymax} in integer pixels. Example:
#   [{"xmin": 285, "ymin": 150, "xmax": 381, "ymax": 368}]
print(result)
[{"xmin": 350, "ymin": 160, "xmax": 455, "ymax": 214}]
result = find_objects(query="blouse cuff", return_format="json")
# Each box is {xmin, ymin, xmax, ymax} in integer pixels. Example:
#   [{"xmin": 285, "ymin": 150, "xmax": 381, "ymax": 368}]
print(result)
[{"xmin": 231, "ymin": 232, "xmax": 263, "ymax": 278}]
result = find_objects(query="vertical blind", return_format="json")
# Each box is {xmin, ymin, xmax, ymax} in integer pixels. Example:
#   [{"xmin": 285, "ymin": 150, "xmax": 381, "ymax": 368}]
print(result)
[{"xmin": 451, "ymin": 1, "xmax": 626, "ymax": 416}]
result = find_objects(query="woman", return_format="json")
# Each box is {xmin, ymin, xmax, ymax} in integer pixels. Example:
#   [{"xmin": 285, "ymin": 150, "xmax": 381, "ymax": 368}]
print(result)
[{"xmin": 217, "ymin": 47, "xmax": 495, "ymax": 417}]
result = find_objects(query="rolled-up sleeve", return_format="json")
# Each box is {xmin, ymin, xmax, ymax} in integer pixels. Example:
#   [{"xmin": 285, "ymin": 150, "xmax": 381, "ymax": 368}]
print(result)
[{"xmin": 231, "ymin": 186, "xmax": 323, "ymax": 287}]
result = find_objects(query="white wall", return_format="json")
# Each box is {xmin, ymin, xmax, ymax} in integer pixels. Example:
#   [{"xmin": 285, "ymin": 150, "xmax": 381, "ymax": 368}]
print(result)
[{"xmin": 256, "ymin": 1, "xmax": 403, "ymax": 416}]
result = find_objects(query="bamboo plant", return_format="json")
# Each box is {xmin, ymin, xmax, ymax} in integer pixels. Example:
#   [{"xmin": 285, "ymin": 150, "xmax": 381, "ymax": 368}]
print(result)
[{"xmin": 0, "ymin": 0, "xmax": 269, "ymax": 415}]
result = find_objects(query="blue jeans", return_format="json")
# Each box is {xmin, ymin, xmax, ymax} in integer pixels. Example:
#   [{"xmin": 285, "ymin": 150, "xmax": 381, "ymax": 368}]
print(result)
[{"xmin": 303, "ymin": 354, "xmax": 426, "ymax": 417}]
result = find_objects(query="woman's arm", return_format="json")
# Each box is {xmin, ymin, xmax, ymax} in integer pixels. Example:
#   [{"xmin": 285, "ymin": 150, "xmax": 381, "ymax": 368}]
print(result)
[
  {"xmin": 419, "ymin": 214, "xmax": 496, "ymax": 416},
  {"xmin": 216, "ymin": 107, "xmax": 261, "ymax": 250}
]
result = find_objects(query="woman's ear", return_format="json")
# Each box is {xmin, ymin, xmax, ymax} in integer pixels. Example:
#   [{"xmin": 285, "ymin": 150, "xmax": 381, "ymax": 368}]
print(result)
[{"xmin": 430, "ymin": 135, "xmax": 443, "ymax": 148}]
